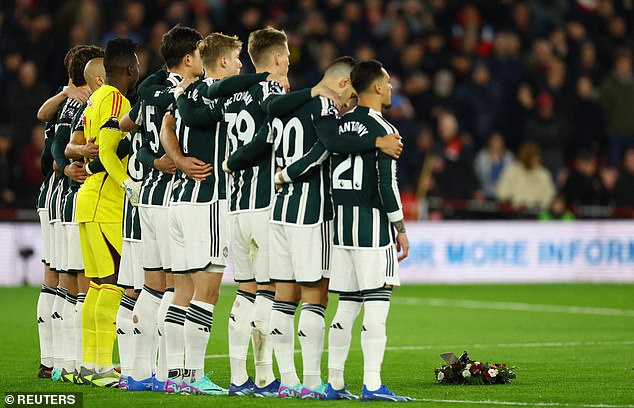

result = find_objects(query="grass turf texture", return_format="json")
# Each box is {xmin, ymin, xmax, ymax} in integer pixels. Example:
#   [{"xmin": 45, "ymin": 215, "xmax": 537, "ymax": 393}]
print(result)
[{"xmin": 1, "ymin": 284, "xmax": 633, "ymax": 407}]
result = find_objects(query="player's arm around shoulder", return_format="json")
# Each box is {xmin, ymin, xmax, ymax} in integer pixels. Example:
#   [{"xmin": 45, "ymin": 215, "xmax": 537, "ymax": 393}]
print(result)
[{"xmin": 377, "ymin": 151, "xmax": 408, "ymax": 261}]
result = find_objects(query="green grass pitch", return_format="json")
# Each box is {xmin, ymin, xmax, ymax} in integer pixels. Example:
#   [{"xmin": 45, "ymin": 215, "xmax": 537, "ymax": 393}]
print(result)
[{"xmin": 2, "ymin": 284, "xmax": 634, "ymax": 407}]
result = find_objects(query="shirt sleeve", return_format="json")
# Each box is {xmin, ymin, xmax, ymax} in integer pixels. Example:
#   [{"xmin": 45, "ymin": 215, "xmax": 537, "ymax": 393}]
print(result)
[
  {"xmin": 87, "ymin": 135, "xmax": 130, "ymax": 174},
  {"xmin": 97, "ymin": 91, "xmax": 131, "ymax": 186},
  {"xmin": 176, "ymin": 87, "xmax": 213, "ymax": 129},
  {"xmin": 281, "ymin": 139, "xmax": 329, "ymax": 183},
  {"xmin": 261, "ymin": 88, "xmax": 312, "ymax": 116},
  {"xmin": 377, "ymin": 152, "xmax": 403, "ymax": 222},
  {"xmin": 314, "ymin": 115, "xmax": 377, "ymax": 154},
  {"xmin": 226, "ymin": 121, "xmax": 272, "ymax": 171},
  {"xmin": 206, "ymin": 72, "xmax": 269, "ymax": 99},
  {"xmin": 137, "ymin": 69, "xmax": 174, "ymax": 109}
]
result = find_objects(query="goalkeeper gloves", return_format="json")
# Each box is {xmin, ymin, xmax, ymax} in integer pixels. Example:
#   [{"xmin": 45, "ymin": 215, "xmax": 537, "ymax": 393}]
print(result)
[{"xmin": 121, "ymin": 178, "xmax": 142, "ymax": 207}]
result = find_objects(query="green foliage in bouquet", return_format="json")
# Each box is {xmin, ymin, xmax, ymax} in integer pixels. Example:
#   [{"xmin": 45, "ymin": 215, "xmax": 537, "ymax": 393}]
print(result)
[{"xmin": 434, "ymin": 351, "xmax": 517, "ymax": 385}]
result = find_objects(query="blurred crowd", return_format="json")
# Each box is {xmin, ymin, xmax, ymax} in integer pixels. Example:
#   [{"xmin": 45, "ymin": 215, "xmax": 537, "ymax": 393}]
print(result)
[{"xmin": 0, "ymin": 0, "xmax": 633, "ymax": 218}]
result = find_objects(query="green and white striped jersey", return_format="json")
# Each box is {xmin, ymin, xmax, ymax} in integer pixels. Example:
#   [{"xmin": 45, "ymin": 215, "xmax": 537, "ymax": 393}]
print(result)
[
  {"xmin": 37, "ymin": 119, "xmax": 57, "ymax": 211},
  {"xmin": 171, "ymin": 78, "xmax": 224, "ymax": 204},
  {"xmin": 271, "ymin": 96, "xmax": 336, "ymax": 225},
  {"xmin": 213, "ymin": 80, "xmax": 285, "ymax": 213},
  {"xmin": 138, "ymin": 72, "xmax": 181, "ymax": 207},
  {"xmin": 49, "ymin": 97, "xmax": 82, "ymax": 222},
  {"xmin": 124, "ymin": 101, "xmax": 148, "ymax": 240},
  {"xmin": 329, "ymin": 106, "xmax": 403, "ymax": 249},
  {"xmin": 61, "ymin": 102, "xmax": 87, "ymax": 223}
]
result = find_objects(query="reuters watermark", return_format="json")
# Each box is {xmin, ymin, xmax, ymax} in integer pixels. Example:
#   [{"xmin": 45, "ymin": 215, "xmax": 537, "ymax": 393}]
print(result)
[{"xmin": 4, "ymin": 393, "xmax": 82, "ymax": 407}]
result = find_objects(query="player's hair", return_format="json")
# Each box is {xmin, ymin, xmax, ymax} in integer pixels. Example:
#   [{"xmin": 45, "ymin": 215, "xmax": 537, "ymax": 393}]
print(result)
[
  {"xmin": 104, "ymin": 38, "xmax": 137, "ymax": 75},
  {"xmin": 247, "ymin": 27, "xmax": 287, "ymax": 67},
  {"xmin": 64, "ymin": 45, "xmax": 84, "ymax": 74},
  {"xmin": 324, "ymin": 56, "xmax": 357, "ymax": 79},
  {"xmin": 70, "ymin": 45, "xmax": 104, "ymax": 87},
  {"xmin": 160, "ymin": 24, "xmax": 203, "ymax": 68},
  {"xmin": 350, "ymin": 59, "xmax": 384, "ymax": 95},
  {"xmin": 198, "ymin": 33, "xmax": 243, "ymax": 69}
]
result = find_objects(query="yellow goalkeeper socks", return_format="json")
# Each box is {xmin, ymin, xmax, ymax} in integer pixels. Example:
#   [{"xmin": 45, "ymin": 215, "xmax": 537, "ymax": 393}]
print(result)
[
  {"xmin": 95, "ymin": 283, "xmax": 123, "ymax": 369},
  {"xmin": 81, "ymin": 282, "xmax": 100, "ymax": 369}
]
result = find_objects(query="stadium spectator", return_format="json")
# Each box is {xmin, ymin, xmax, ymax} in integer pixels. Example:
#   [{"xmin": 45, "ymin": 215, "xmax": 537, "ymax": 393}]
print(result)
[
  {"xmin": 599, "ymin": 50, "xmax": 634, "ymax": 168},
  {"xmin": 19, "ymin": 125, "xmax": 45, "ymax": 208},
  {"xmin": 474, "ymin": 132, "xmax": 515, "ymax": 200},
  {"xmin": 496, "ymin": 142, "xmax": 556, "ymax": 211},
  {"xmin": 571, "ymin": 76, "xmax": 606, "ymax": 154},
  {"xmin": 523, "ymin": 91, "xmax": 570, "ymax": 179},
  {"xmin": 428, "ymin": 112, "xmax": 482, "ymax": 201},
  {"xmin": 3, "ymin": 61, "xmax": 49, "ymax": 147},
  {"xmin": 612, "ymin": 147, "xmax": 634, "ymax": 207},
  {"xmin": 455, "ymin": 60, "xmax": 505, "ymax": 147},
  {"xmin": 0, "ymin": 131, "xmax": 18, "ymax": 207},
  {"xmin": 562, "ymin": 150, "xmax": 609, "ymax": 206}
]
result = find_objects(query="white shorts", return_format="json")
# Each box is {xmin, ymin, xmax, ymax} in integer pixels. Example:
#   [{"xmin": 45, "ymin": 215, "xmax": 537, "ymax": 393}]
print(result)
[
  {"xmin": 38, "ymin": 209, "xmax": 52, "ymax": 265},
  {"xmin": 270, "ymin": 221, "xmax": 332, "ymax": 283},
  {"xmin": 329, "ymin": 244, "xmax": 400, "ymax": 293},
  {"xmin": 139, "ymin": 206, "xmax": 172, "ymax": 272},
  {"xmin": 118, "ymin": 240, "xmax": 144, "ymax": 290},
  {"xmin": 230, "ymin": 210, "xmax": 270, "ymax": 284},
  {"xmin": 169, "ymin": 201, "xmax": 229, "ymax": 274},
  {"xmin": 63, "ymin": 223, "xmax": 84, "ymax": 273},
  {"xmin": 50, "ymin": 221, "xmax": 66, "ymax": 272}
]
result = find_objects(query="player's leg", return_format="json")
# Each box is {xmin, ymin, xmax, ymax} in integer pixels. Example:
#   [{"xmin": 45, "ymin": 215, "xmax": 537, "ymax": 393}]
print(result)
[
  {"xmin": 90, "ymin": 222, "xmax": 124, "ymax": 387},
  {"xmin": 50, "ymin": 221, "xmax": 67, "ymax": 381},
  {"xmin": 78, "ymin": 222, "xmax": 99, "ymax": 384},
  {"xmin": 64, "ymin": 221, "xmax": 85, "ymax": 384},
  {"xmin": 269, "ymin": 223, "xmax": 301, "ymax": 397},
  {"xmin": 36, "ymin": 209, "xmax": 57, "ymax": 378},
  {"xmin": 325, "ymin": 247, "xmax": 361, "ymax": 400},
  {"xmin": 164, "ymin": 205, "xmax": 192, "ymax": 393},
  {"xmin": 295, "ymin": 221, "xmax": 332, "ymax": 398},
  {"xmin": 356, "ymin": 246, "xmax": 410, "ymax": 401},
  {"xmin": 132, "ymin": 207, "xmax": 166, "ymax": 390},
  {"xmin": 74, "ymin": 272, "xmax": 89, "ymax": 384},
  {"xmin": 228, "ymin": 213, "xmax": 258, "ymax": 394},
  {"xmin": 115, "ymin": 285, "xmax": 138, "ymax": 389},
  {"xmin": 182, "ymin": 202, "xmax": 227, "ymax": 395},
  {"xmin": 249, "ymin": 212, "xmax": 277, "ymax": 391}
]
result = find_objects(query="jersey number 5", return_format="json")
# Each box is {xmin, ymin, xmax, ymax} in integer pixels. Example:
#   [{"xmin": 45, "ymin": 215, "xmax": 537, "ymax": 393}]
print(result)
[{"xmin": 332, "ymin": 155, "xmax": 363, "ymax": 190}]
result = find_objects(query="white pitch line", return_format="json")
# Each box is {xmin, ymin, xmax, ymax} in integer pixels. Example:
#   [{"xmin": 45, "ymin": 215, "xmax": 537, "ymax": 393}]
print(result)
[
  {"xmin": 413, "ymin": 398, "xmax": 634, "ymax": 408},
  {"xmin": 393, "ymin": 297, "xmax": 634, "ymax": 317},
  {"xmin": 205, "ymin": 340, "xmax": 634, "ymax": 359}
]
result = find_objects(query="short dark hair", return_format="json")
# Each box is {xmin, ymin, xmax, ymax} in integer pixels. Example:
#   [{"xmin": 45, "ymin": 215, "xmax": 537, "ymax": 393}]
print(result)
[
  {"xmin": 70, "ymin": 45, "xmax": 104, "ymax": 86},
  {"xmin": 324, "ymin": 56, "xmax": 357, "ymax": 77},
  {"xmin": 104, "ymin": 38, "xmax": 137, "ymax": 75},
  {"xmin": 64, "ymin": 45, "xmax": 84, "ymax": 74},
  {"xmin": 350, "ymin": 59, "xmax": 384, "ymax": 94},
  {"xmin": 160, "ymin": 24, "xmax": 203, "ymax": 68}
]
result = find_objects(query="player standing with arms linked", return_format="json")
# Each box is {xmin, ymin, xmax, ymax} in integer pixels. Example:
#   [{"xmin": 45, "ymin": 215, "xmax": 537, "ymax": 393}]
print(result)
[{"xmin": 315, "ymin": 60, "xmax": 411, "ymax": 402}]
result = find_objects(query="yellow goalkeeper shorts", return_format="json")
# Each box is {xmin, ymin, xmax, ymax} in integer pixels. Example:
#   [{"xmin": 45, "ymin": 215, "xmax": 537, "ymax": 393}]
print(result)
[{"xmin": 79, "ymin": 222, "xmax": 123, "ymax": 279}]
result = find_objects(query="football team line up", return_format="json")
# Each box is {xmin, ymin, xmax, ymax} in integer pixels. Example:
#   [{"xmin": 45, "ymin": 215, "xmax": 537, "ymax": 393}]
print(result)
[{"xmin": 35, "ymin": 24, "xmax": 412, "ymax": 402}]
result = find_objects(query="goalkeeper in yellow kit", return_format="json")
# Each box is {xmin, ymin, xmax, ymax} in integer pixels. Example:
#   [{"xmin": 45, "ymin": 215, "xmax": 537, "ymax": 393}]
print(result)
[{"xmin": 75, "ymin": 38, "xmax": 140, "ymax": 387}]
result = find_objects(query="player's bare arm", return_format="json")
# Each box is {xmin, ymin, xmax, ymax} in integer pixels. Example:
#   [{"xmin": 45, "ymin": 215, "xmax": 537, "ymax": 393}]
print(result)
[
  {"xmin": 64, "ymin": 161, "xmax": 88, "ymax": 184},
  {"xmin": 393, "ymin": 220, "xmax": 409, "ymax": 261},
  {"xmin": 119, "ymin": 112, "xmax": 138, "ymax": 133},
  {"xmin": 37, "ymin": 82, "xmax": 90, "ymax": 122}
]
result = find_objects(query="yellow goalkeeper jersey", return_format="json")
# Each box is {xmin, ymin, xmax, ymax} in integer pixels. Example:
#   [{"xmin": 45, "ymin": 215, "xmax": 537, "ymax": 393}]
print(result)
[{"xmin": 76, "ymin": 84, "xmax": 131, "ymax": 223}]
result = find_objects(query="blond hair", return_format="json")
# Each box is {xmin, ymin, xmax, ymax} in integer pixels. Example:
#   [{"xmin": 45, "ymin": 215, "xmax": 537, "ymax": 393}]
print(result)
[
  {"xmin": 247, "ymin": 27, "xmax": 287, "ymax": 67},
  {"xmin": 198, "ymin": 33, "xmax": 243, "ymax": 68}
]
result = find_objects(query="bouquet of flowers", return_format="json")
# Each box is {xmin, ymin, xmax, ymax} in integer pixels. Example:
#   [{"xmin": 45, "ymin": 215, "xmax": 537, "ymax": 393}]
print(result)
[{"xmin": 434, "ymin": 351, "xmax": 516, "ymax": 385}]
